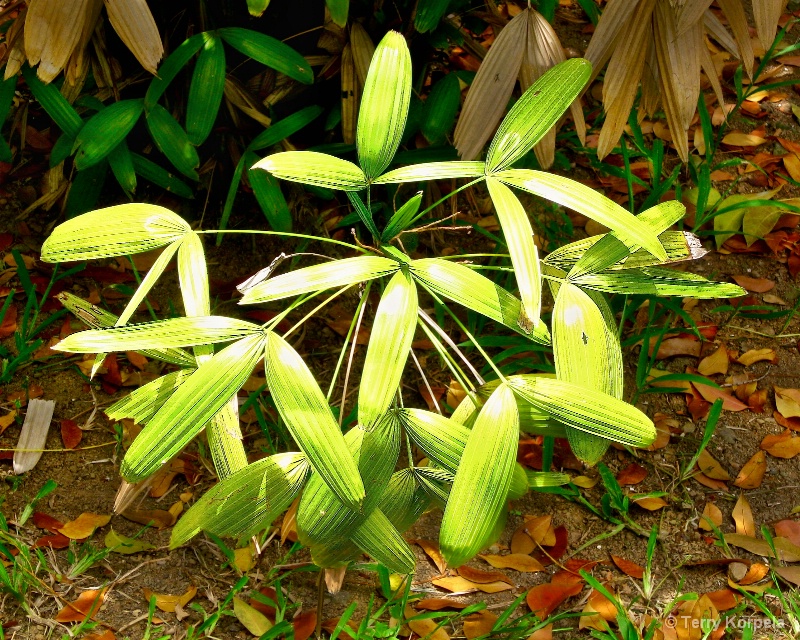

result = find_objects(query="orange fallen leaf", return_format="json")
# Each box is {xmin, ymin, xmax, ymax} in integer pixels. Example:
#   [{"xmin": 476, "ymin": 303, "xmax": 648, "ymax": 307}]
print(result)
[
  {"xmin": 579, "ymin": 586, "xmax": 617, "ymax": 630},
  {"xmin": 142, "ymin": 585, "xmax": 197, "ymax": 613},
  {"xmin": 431, "ymin": 576, "xmax": 511, "ymax": 594},
  {"xmin": 0, "ymin": 303, "xmax": 17, "ymax": 339},
  {"xmin": 405, "ymin": 606, "xmax": 450, "ymax": 640},
  {"xmin": 761, "ymin": 431, "xmax": 800, "ymax": 458},
  {"xmin": 463, "ymin": 610, "xmax": 498, "ymax": 640},
  {"xmin": 526, "ymin": 571, "xmax": 583, "ymax": 619},
  {"xmin": 447, "ymin": 379, "xmax": 467, "ymax": 408},
  {"xmin": 737, "ymin": 348, "xmax": 777, "ymax": 366},
  {"xmin": 652, "ymin": 336, "xmax": 701, "ymax": 359},
  {"xmin": 611, "ymin": 555, "xmax": 644, "ymax": 579},
  {"xmin": 739, "ymin": 563, "xmax": 769, "ymax": 586},
  {"xmin": 55, "ymin": 588, "xmax": 107, "ymax": 623},
  {"xmin": 58, "ymin": 513, "xmax": 111, "ymax": 539},
  {"xmin": 32, "ymin": 512, "xmax": 65, "ymax": 532},
  {"xmin": 749, "ymin": 388, "xmax": 768, "ymax": 413},
  {"xmin": 733, "ymin": 451, "xmax": 767, "ymax": 489},
  {"xmin": 633, "ymin": 496, "xmax": 668, "ymax": 511},
  {"xmin": 700, "ymin": 502, "xmax": 723, "ymax": 531},
  {"xmin": 121, "ymin": 508, "xmax": 176, "ymax": 529},
  {"xmin": 775, "ymin": 519, "xmax": 800, "ymax": 546},
  {"xmin": 32, "ymin": 533, "xmax": 71, "ymax": 549},
  {"xmin": 774, "ymin": 410, "xmax": 800, "ymax": 431},
  {"xmin": 775, "ymin": 387, "xmax": 800, "ymax": 418},
  {"xmin": 479, "ymin": 553, "xmax": 545, "ymax": 573},
  {"xmin": 695, "ymin": 472, "xmax": 729, "ymax": 490},
  {"xmin": 616, "ymin": 462, "xmax": 647, "ymax": 486},
  {"xmin": 731, "ymin": 275, "xmax": 775, "ymax": 292},
  {"xmin": 125, "ymin": 351, "xmax": 148, "ymax": 370},
  {"xmin": 531, "ymin": 525, "xmax": 569, "ymax": 565},
  {"xmin": 697, "ymin": 450, "xmax": 730, "ymax": 481},
  {"xmin": 733, "ymin": 495, "xmax": 756, "ymax": 537},
  {"xmin": 698, "ymin": 344, "xmax": 729, "ymax": 376},
  {"xmin": 0, "ymin": 410, "xmax": 16, "ymax": 436},
  {"xmin": 647, "ymin": 414, "xmax": 675, "ymax": 451},
  {"xmin": 523, "ymin": 514, "xmax": 554, "ymax": 545},
  {"xmin": 703, "ymin": 588, "xmax": 742, "ymax": 612},
  {"xmin": 410, "ymin": 539, "xmax": 447, "ymax": 574},
  {"xmin": 292, "ymin": 611, "xmax": 317, "ymax": 640},
  {"xmin": 722, "ymin": 132, "xmax": 767, "ymax": 146},
  {"xmin": 458, "ymin": 565, "xmax": 513, "ymax": 585},
  {"xmin": 693, "ymin": 381, "xmax": 749, "ymax": 411},
  {"xmin": 82, "ymin": 630, "xmax": 116, "ymax": 640},
  {"xmin": 527, "ymin": 624, "xmax": 553, "ymax": 640},
  {"xmin": 510, "ymin": 525, "xmax": 535, "ymax": 555}
]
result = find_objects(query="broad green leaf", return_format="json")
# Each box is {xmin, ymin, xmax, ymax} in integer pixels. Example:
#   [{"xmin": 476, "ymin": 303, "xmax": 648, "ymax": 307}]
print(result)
[
  {"xmin": 131, "ymin": 153, "xmax": 194, "ymax": 199},
  {"xmin": 218, "ymin": 28, "xmax": 313, "ymax": 84},
  {"xmin": 170, "ymin": 452, "xmax": 309, "ymax": 547},
  {"xmin": 74, "ymin": 99, "xmax": 144, "ymax": 170},
  {"xmin": 205, "ymin": 396, "xmax": 248, "ymax": 480},
  {"xmin": 122, "ymin": 333, "xmax": 267, "ymax": 481},
  {"xmin": 357, "ymin": 31, "xmax": 412, "ymax": 180},
  {"xmin": 41, "ymin": 204, "xmax": 190, "ymax": 262},
  {"xmin": 372, "ymin": 161, "xmax": 485, "ymax": 184},
  {"xmin": 572, "ymin": 267, "xmax": 747, "ymax": 298},
  {"xmin": 297, "ymin": 414, "xmax": 399, "ymax": 545},
  {"xmin": 253, "ymin": 151, "xmax": 367, "ymax": 191},
  {"xmin": 382, "ymin": 191, "xmax": 423, "ymax": 240},
  {"xmin": 507, "ymin": 463, "xmax": 528, "ymax": 501},
  {"xmin": 108, "ymin": 141, "xmax": 137, "ymax": 198},
  {"xmin": 508, "ymin": 375, "xmax": 655, "ymax": 447},
  {"xmin": 310, "ymin": 539, "xmax": 359, "ymax": 568},
  {"xmin": 421, "ymin": 73, "xmax": 462, "ymax": 145},
  {"xmin": 22, "ymin": 66, "xmax": 83, "ymax": 137},
  {"xmin": 247, "ymin": 106, "xmax": 323, "ymax": 152},
  {"xmin": 552, "ymin": 283, "xmax": 620, "ymax": 464},
  {"xmin": 326, "ymin": 0, "xmax": 349, "ymax": 26},
  {"xmin": 186, "ymin": 34, "xmax": 226, "ymax": 146},
  {"xmin": 398, "ymin": 408, "xmax": 469, "ymax": 475},
  {"xmin": 414, "ymin": 0, "xmax": 451, "ymax": 32},
  {"xmin": 410, "ymin": 258, "xmax": 550, "ymax": 344},
  {"xmin": 569, "ymin": 201, "xmax": 685, "ymax": 278},
  {"xmin": 246, "ymin": 151, "xmax": 291, "ymax": 232},
  {"xmin": 63, "ymin": 161, "xmax": 107, "ymax": 218},
  {"xmin": 56, "ymin": 316, "xmax": 261, "ymax": 353},
  {"xmin": 486, "ymin": 177, "xmax": 542, "ymax": 327},
  {"xmin": 145, "ymin": 33, "xmax": 205, "ymax": 108},
  {"xmin": 146, "ymin": 104, "xmax": 200, "ymax": 181},
  {"xmin": 56, "ymin": 292, "xmax": 195, "ymax": 366},
  {"xmin": 545, "ymin": 231, "xmax": 702, "ymax": 273},
  {"xmin": 346, "ymin": 191, "xmax": 381, "ymax": 240},
  {"xmin": 106, "ymin": 370, "xmax": 195, "ymax": 424},
  {"xmin": 526, "ymin": 470, "xmax": 570, "ymax": 487},
  {"xmin": 485, "ymin": 59, "xmax": 591, "ymax": 173},
  {"xmin": 414, "ymin": 467, "xmax": 453, "ymax": 504},
  {"xmin": 51, "ymin": 132, "xmax": 76, "ymax": 167},
  {"xmin": 351, "ymin": 508, "xmax": 416, "ymax": 574},
  {"xmin": 266, "ymin": 332, "xmax": 364, "ymax": 509},
  {"xmin": 497, "ymin": 169, "xmax": 667, "ymax": 261},
  {"xmin": 359, "ymin": 271, "xmax": 417, "ymax": 431},
  {"xmin": 742, "ymin": 206, "xmax": 784, "ymax": 246},
  {"xmin": 379, "ymin": 468, "xmax": 432, "ymax": 533},
  {"xmin": 239, "ymin": 256, "xmax": 398, "ymax": 303},
  {"xmin": 178, "ymin": 232, "xmax": 211, "ymax": 318},
  {"xmin": 712, "ymin": 188, "xmax": 781, "ymax": 249},
  {"xmin": 441, "ymin": 383, "xmax": 519, "ymax": 567}
]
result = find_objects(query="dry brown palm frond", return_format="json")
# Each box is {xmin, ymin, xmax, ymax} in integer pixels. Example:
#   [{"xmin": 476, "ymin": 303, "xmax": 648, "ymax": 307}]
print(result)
[
  {"xmin": 340, "ymin": 42, "xmax": 359, "ymax": 145},
  {"xmin": 103, "ymin": 0, "xmax": 162, "ymax": 75},
  {"xmin": 25, "ymin": 0, "xmax": 93, "ymax": 83},
  {"xmin": 585, "ymin": 0, "xmax": 782, "ymax": 162},
  {"xmin": 454, "ymin": 7, "xmax": 583, "ymax": 168}
]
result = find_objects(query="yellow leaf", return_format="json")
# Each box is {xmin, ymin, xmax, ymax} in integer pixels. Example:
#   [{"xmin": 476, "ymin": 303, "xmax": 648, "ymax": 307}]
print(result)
[
  {"xmin": 143, "ymin": 585, "xmax": 197, "ymax": 613},
  {"xmin": 722, "ymin": 132, "xmax": 767, "ymax": 146},
  {"xmin": 233, "ymin": 597, "xmax": 272, "ymax": 636},
  {"xmin": 58, "ymin": 513, "xmax": 112, "ymax": 539},
  {"xmin": 732, "ymin": 494, "xmax": 756, "ymax": 537}
]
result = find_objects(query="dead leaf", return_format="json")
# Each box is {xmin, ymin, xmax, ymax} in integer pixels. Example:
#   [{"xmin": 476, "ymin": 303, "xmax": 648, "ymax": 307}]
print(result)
[
  {"xmin": 610, "ymin": 555, "xmax": 644, "ymax": 579},
  {"xmin": 233, "ymin": 597, "xmax": 272, "ymax": 636},
  {"xmin": 58, "ymin": 513, "xmax": 111, "ymax": 539},
  {"xmin": 733, "ymin": 495, "xmax": 756, "ymax": 537},
  {"xmin": 722, "ymin": 132, "xmax": 767, "ymax": 146},
  {"xmin": 415, "ymin": 599, "xmax": 468, "ymax": 611},
  {"xmin": 510, "ymin": 525, "xmax": 535, "ymax": 555},
  {"xmin": 82, "ymin": 631, "xmax": 116, "ymax": 640},
  {"xmin": 737, "ymin": 348, "xmax": 777, "ymax": 366},
  {"xmin": 739, "ymin": 562, "xmax": 769, "ymax": 585},
  {"xmin": 447, "ymin": 379, "xmax": 467, "ymax": 408},
  {"xmin": 698, "ymin": 344, "xmax": 729, "ymax": 376},
  {"xmin": 633, "ymin": 496, "xmax": 668, "ymax": 511},
  {"xmin": 697, "ymin": 450, "xmax": 730, "ymax": 480},
  {"xmin": 775, "ymin": 387, "xmax": 800, "ymax": 418},
  {"xmin": 774, "ymin": 519, "xmax": 800, "ymax": 546},
  {"xmin": 291, "ymin": 611, "xmax": 316, "ymax": 640},
  {"xmin": 526, "ymin": 624, "xmax": 553, "ymax": 640},
  {"xmin": 616, "ymin": 462, "xmax": 647, "ymax": 486},
  {"xmin": 532, "ymin": 526, "xmax": 568, "ymax": 565},
  {"xmin": 724, "ymin": 533, "xmax": 800, "ymax": 562},
  {"xmin": 458, "ymin": 565, "xmax": 513, "ymax": 585},
  {"xmin": 60, "ymin": 419, "xmax": 82, "ymax": 449},
  {"xmin": 733, "ymin": 451, "xmax": 767, "ymax": 489},
  {"xmin": 652, "ymin": 336, "xmax": 701, "ymax": 359},
  {"xmin": 0, "ymin": 303, "xmax": 17, "ymax": 338},
  {"xmin": 699, "ymin": 503, "xmax": 723, "ymax": 531},
  {"xmin": 702, "ymin": 588, "xmax": 742, "ymax": 612},
  {"xmin": 0, "ymin": 410, "xmax": 16, "ymax": 436},
  {"xmin": 694, "ymin": 472, "xmax": 729, "ymax": 490},
  {"xmin": 143, "ymin": 585, "xmax": 197, "ymax": 613},
  {"xmin": 761, "ymin": 431, "xmax": 800, "ymax": 458},
  {"xmin": 121, "ymin": 508, "xmax": 176, "ymax": 529},
  {"xmin": 774, "ymin": 565, "xmax": 800, "ymax": 587},
  {"xmin": 410, "ymin": 539, "xmax": 446, "ymax": 574},
  {"xmin": 526, "ymin": 571, "xmax": 583, "ymax": 618},
  {"xmin": 405, "ymin": 606, "xmax": 450, "ymax": 640},
  {"xmin": 431, "ymin": 576, "xmax": 511, "ymax": 594},
  {"xmin": 731, "ymin": 275, "xmax": 775, "ymax": 292},
  {"xmin": 579, "ymin": 586, "xmax": 617, "ymax": 630},
  {"xmin": 571, "ymin": 475, "xmax": 600, "ymax": 488},
  {"xmin": 692, "ymin": 381, "xmax": 749, "ymax": 411},
  {"xmin": 479, "ymin": 553, "xmax": 545, "ymax": 573},
  {"xmin": 463, "ymin": 610, "xmax": 498, "ymax": 640},
  {"xmin": 32, "ymin": 512, "xmax": 64, "ymax": 532},
  {"xmin": 524, "ymin": 515, "xmax": 555, "ymax": 545},
  {"xmin": 55, "ymin": 588, "xmax": 107, "ymax": 622}
]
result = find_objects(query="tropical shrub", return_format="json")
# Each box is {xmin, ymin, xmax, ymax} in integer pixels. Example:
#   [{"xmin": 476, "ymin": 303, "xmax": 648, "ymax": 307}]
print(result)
[{"xmin": 41, "ymin": 32, "xmax": 745, "ymax": 573}]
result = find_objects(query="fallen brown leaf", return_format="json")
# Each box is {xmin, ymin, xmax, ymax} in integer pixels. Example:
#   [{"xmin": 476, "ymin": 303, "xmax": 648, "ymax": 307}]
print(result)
[
  {"xmin": 60, "ymin": 419, "xmax": 82, "ymax": 450},
  {"xmin": 463, "ymin": 610, "xmax": 498, "ymax": 640},
  {"xmin": 697, "ymin": 450, "xmax": 730, "ymax": 480},
  {"xmin": 616, "ymin": 462, "xmax": 647, "ymax": 486},
  {"xmin": 724, "ymin": 533, "xmax": 800, "ymax": 562},
  {"xmin": 526, "ymin": 571, "xmax": 583, "ymax": 619},
  {"xmin": 405, "ymin": 606, "xmax": 450, "ymax": 640},
  {"xmin": 739, "ymin": 562, "xmax": 769, "ymax": 586},
  {"xmin": 58, "ymin": 513, "xmax": 111, "ymax": 539},
  {"xmin": 731, "ymin": 275, "xmax": 775, "ymax": 292},
  {"xmin": 775, "ymin": 519, "xmax": 800, "ymax": 546},
  {"xmin": 702, "ymin": 588, "xmax": 742, "ymax": 612},
  {"xmin": 610, "ymin": 554, "xmax": 644, "ymax": 579},
  {"xmin": 761, "ymin": 430, "xmax": 800, "ymax": 458},
  {"xmin": 479, "ymin": 553, "xmax": 545, "ymax": 573},
  {"xmin": 55, "ymin": 588, "xmax": 107, "ymax": 623},
  {"xmin": 292, "ymin": 611, "xmax": 317, "ymax": 640},
  {"xmin": 458, "ymin": 565, "xmax": 513, "ymax": 585},
  {"xmin": 775, "ymin": 386, "xmax": 800, "ymax": 418},
  {"xmin": 120, "ymin": 508, "xmax": 176, "ymax": 529},
  {"xmin": 732, "ymin": 494, "xmax": 756, "ymax": 537},
  {"xmin": 143, "ymin": 585, "xmax": 197, "ymax": 613},
  {"xmin": 415, "ymin": 599, "xmax": 468, "ymax": 611},
  {"xmin": 700, "ymin": 502, "xmax": 723, "ymax": 531},
  {"xmin": 722, "ymin": 131, "xmax": 767, "ymax": 147},
  {"xmin": 633, "ymin": 496, "xmax": 668, "ymax": 511},
  {"xmin": 737, "ymin": 348, "xmax": 777, "ymax": 366},
  {"xmin": 410, "ymin": 539, "xmax": 447, "ymax": 574},
  {"xmin": 733, "ymin": 451, "xmax": 767, "ymax": 489},
  {"xmin": 698, "ymin": 344, "xmax": 730, "ymax": 376}
]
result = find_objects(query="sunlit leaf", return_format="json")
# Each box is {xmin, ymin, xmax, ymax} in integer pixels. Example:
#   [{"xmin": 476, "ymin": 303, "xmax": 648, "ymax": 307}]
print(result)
[{"xmin": 253, "ymin": 151, "xmax": 367, "ymax": 191}]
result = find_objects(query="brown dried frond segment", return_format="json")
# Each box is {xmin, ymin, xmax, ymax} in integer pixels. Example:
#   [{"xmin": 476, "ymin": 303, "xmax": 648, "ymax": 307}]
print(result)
[{"xmin": 753, "ymin": 0, "xmax": 788, "ymax": 52}]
